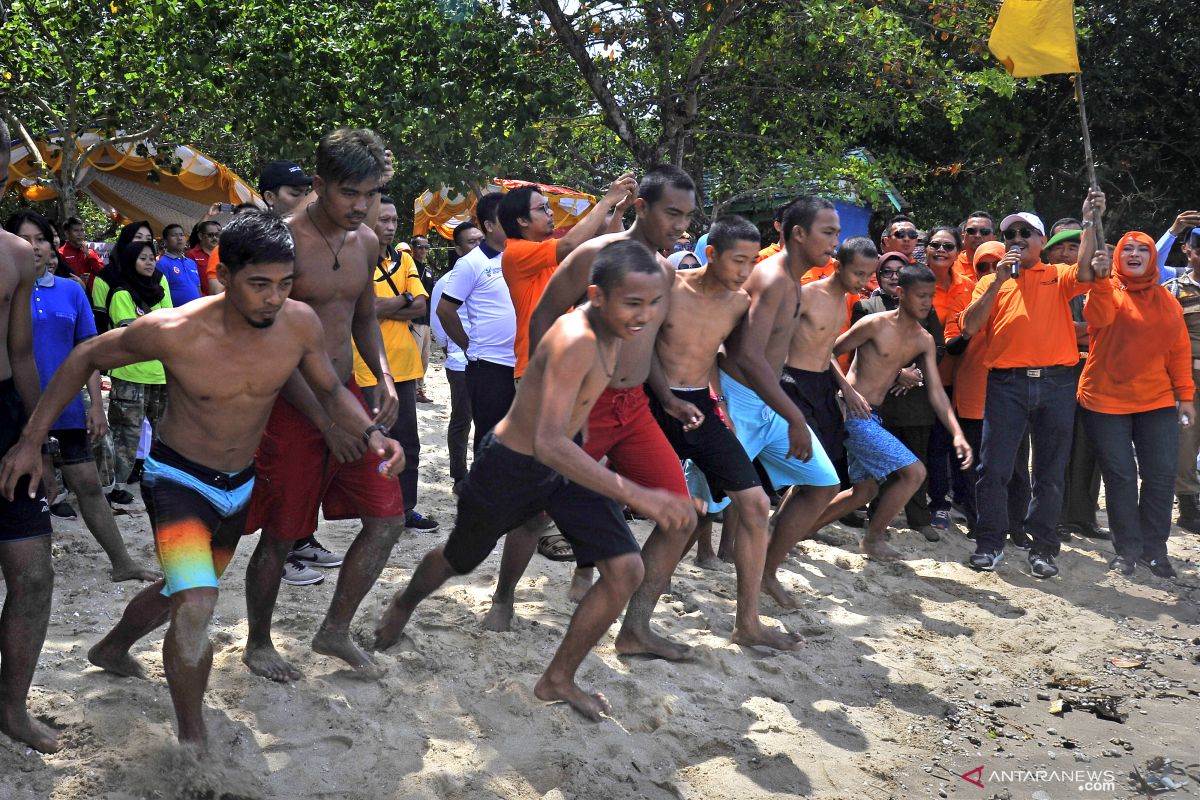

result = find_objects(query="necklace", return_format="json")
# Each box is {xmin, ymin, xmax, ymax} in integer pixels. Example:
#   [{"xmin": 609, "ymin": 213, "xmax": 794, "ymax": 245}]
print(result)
[
  {"xmin": 306, "ymin": 204, "xmax": 348, "ymax": 271},
  {"xmin": 597, "ymin": 339, "xmax": 618, "ymax": 379}
]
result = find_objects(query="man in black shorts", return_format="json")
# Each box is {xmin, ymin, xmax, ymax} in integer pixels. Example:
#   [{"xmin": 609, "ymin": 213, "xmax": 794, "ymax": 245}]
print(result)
[
  {"xmin": 373, "ymin": 240, "xmax": 695, "ymax": 719},
  {"xmin": 0, "ymin": 120, "xmax": 60, "ymax": 753},
  {"xmin": 1, "ymin": 212, "xmax": 403, "ymax": 755}
]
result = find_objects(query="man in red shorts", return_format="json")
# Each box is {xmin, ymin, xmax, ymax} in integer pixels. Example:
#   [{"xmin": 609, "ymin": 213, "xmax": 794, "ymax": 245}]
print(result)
[
  {"xmin": 479, "ymin": 166, "xmax": 699, "ymax": 661},
  {"xmin": 241, "ymin": 128, "xmax": 404, "ymax": 682}
]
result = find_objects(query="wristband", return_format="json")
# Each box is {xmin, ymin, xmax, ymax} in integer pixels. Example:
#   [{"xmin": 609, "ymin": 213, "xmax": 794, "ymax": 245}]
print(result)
[{"xmin": 362, "ymin": 423, "xmax": 388, "ymax": 444}]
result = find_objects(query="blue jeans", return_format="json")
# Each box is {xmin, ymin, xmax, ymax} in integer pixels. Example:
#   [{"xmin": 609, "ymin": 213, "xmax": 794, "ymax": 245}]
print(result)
[
  {"xmin": 1082, "ymin": 406, "xmax": 1178, "ymax": 561},
  {"xmin": 974, "ymin": 368, "xmax": 1078, "ymax": 556}
]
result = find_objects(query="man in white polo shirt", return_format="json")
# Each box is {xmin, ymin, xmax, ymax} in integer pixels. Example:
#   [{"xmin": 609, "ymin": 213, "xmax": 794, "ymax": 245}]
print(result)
[{"xmin": 437, "ymin": 193, "xmax": 516, "ymax": 449}]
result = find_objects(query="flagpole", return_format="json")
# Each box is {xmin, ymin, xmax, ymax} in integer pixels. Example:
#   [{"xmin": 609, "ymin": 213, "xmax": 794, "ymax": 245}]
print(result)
[{"xmin": 1073, "ymin": 72, "xmax": 1105, "ymax": 247}]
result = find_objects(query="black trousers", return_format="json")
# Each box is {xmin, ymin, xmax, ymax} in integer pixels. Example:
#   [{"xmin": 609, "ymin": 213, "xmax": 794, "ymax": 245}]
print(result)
[
  {"xmin": 446, "ymin": 368, "xmax": 472, "ymax": 482},
  {"xmin": 364, "ymin": 379, "xmax": 419, "ymax": 514},
  {"xmin": 465, "ymin": 359, "xmax": 516, "ymax": 454}
]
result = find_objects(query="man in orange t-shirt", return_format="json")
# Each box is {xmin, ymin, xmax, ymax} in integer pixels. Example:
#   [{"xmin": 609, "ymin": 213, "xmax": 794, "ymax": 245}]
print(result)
[
  {"xmin": 953, "ymin": 211, "xmax": 996, "ymax": 282},
  {"xmin": 499, "ymin": 176, "xmax": 637, "ymax": 378},
  {"xmin": 957, "ymin": 193, "xmax": 1104, "ymax": 579},
  {"xmin": 755, "ymin": 202, "xmax": 789, "ymax": 264}
]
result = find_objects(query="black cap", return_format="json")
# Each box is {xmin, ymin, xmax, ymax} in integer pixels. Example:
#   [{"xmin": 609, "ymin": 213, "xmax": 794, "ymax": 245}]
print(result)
[{"xmin": 259, "ymin": 160, "xmax": 312, "ymax": 193}]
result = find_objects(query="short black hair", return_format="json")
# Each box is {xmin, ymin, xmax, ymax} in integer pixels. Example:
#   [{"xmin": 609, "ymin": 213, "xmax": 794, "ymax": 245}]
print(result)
[
  {"xmin": 64, "ymin": 216, "xmax": 85, "ymax": 231},
  {"xmin": 379, "ymin": 195, "xmax": 396, "ymax": 208},
  {"xmin": 234, "ymin": 202, "xmax": 259, "ymax": 215},
  {"xmin": 498, "ymin": 185, "xmax": 538, "ymax": 239},
  {"xmin": 218, "ymin": 211, "xmax": 294, "ymax": 275},
  {"xmin": 315, "ymin": 128, "xmax": 386, "ymax": 185},
  {"xmin": 773, "ymin": 202, "xmax": 790, "ymax": 223},
  {"xmin": 452, "ymin": 221, "xmax": 479, "ymax": 246},
  {"xmin": 961, "ymin": 211, "xmax": 993, "ymax": 226},
  {"xmin": 885, "ymin": 214, "xmax": 916, "ymax": 235},
  {"xmin": 591, "ymin": 239, "xmax": 661, "ymax": 295},
  {"xmin": 475, "ymin": 192, "xmax": 504, "ymax": 233},
  {"xmin": 925, "ymin": 225, "xmax": 962, "ymax": 250},
  {"xmin": 898, "ymin": 263, "xmax": 936, "ymax": 288},
  {"xmin": 1050, "ymin": 217, "xmax": 1082, "ymax": 234},
  {"xmin": 836, "ymin": 236, "xmax": 878, "ymax": 268},
  {"xmin": 162, "ymin": 223, "xmax": 184, "ymax": 239},
  {"xmin": 781, "ymin": 195, "xmax": 836, "ymax": 242},
  {"xmin": 707, "ymin": 215, "xmax": 760, "ymax": 253},
  {"xmin": 638, "ymin": 165, "xmax": 696, "ymax": 207}
]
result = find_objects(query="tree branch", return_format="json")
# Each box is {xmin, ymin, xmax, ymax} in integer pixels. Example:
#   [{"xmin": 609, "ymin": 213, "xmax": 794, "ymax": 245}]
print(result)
[
  {"xmin": 0, "ymin": 111, "xmax": 49, "ymax": 171},
  {"xmin": 78, "ymin": 120, "xmax": 165, "ymax": 167}
]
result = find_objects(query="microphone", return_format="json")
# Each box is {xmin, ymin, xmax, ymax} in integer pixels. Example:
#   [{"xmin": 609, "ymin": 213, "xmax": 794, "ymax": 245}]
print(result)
[{"xmin": 1007, "ymin": 244, "xmax": 1021, "ymax": 278}]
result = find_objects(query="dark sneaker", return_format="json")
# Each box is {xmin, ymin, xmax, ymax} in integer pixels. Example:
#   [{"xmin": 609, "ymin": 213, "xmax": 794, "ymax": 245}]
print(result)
[
  {"xmin": 969, "ymin": 549, "xmax": 1003, "ymax": 571},
  {"xmin": 1028, "ymin": 551, "xmax": 1059, "ymax": 579},
  {"xmin": 281, "ymin": 555, "xmax": 324, "ymax": 586},
  {"xmin": 1079, "ymin": 523, "xmax": 1111, "ymax": 540},
  {"xmin": 1056, "ymin": 524, "xmax": 1078, "ymax": 543},
  {"xmin": 918, "ymin": 525, "xmax": 941, "ymax": 542},
  {"xmin": 1109, "ymin": 555, "xmax": 1136, "ymax": 576},
  {"xmin": 1137, "ymin": 555, "xmax": 1177, "ymax": 579},
  {"xmin": 931, "ymin": 510, "xmax": 951, "ymax": 531},
  {"xmin": 50, "ymin": 501, "xmax": 77, "ymax": 519},
  {"xmin": 1009, "ymin": 530, "xmax": 1033, "ymax": 549},
  {"xmin": 292, "ymin": 536, "xmax": 343, "ymax": 568},
  {"xmin": 106, "ymin": 488, "xmax": 135, "ymax": 505},
  {"xmin": 405, "ymin": 511, "xmax": 439, "ymax": 532}
]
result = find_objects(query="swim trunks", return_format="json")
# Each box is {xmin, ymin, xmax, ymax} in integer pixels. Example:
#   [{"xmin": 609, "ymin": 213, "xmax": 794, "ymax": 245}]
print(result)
[
  {"xmin": 142, "ymin": 440, "xmax": 255, "ymax": 596},
  {"xmin": 718, "ymin": 370, "xmax": 840, "ymax": 489},
  {"xmin": 244, "ymin": 379, "xmax": 406, "ymax": 541},
  {"xmin": 50, "ymin": 428, "xmax": 94, "ymax": 466},
  {"xmin": 649, "ymin": 388, "xmax": 762, "ymax": 501},
  {"xmin": 0, "ymin": 379, "xmax": 52, "ymax": 542},
  {"xmin": 443, "ymin": 432, "xmax": 640, "ymax": 573},
  {"xmin": 584, "ymin": 386, "xmax": 688, "ymax": 497},
  {"xmin": 844, "ymin": 407, "xmax": 919, "ymax": 485},
  {"xmin": 780, "ymin": 366, "xmax": 846, "ymax": 463}
]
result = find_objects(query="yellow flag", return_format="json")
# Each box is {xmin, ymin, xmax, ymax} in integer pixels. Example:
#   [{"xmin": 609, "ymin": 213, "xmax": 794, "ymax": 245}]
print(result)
[{"xmin": 988, "ymin": 0, "xmax": 1081, "ymax": 77}]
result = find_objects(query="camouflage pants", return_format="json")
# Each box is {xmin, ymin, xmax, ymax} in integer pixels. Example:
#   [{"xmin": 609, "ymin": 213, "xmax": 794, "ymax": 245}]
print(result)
[
  {"xmin": 83, "ymin": 390, "xmax": 117, "ymax": 487},
  {"xmin": 107, "ymin": 378, "xmax": 167, "ymax": 484}
]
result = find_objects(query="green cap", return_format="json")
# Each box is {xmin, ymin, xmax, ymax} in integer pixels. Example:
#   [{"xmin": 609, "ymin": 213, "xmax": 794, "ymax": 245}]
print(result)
[{"xmin": 1044, "ymin": 228, "xmax": 1082, "ymax": 250}]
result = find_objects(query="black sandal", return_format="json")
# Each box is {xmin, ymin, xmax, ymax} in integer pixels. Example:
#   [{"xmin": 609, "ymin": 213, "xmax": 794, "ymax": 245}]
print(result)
[{"xmin": 537, "ymin": 533, "xmax": 575, "ymax": 562}]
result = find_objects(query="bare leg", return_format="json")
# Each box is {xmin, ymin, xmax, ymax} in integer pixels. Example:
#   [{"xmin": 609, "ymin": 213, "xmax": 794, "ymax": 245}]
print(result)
[
  {"xmin": 162, "ymin": 588, "xmax": 218, "ymax": 755},
  {"xmin": 312, "ymin": 517, "xmax": 401, "ymax": 676},
  {"xmin": 862, "ymin": 463, "xmax": 925, "ymax": 560},
  {"xmin": 716, "ymin": 504, "xmax": 737, "ymax": 562},
  {"xmin": 534, "ymin": 552, "xmax": 643, "ymax": 720},
  {"xmin": 725, "ymin": 489, "xmax": 802, "ymax": 651},
  {"xmin": 88, "ymin": 579, "xmax": 171, "ymax": 678},
  {"xmin": 374, "ymin": 545, "xmax": 459, "ymax": 651},
  {"xmin": 242, "ymin": 536, "xmax": 302, "ymax": 682},
  {"xmin": 615, "ymin": 523, "xmax": 693, "ymax": 660},
  {"xmin": 762, "ymin": 483, "xmax": 839, "ymax": 608},
  {"xmin": 0, "ymin": 536, "xmax": 60, "ymax": 753},
  {"xmin": 480, "ymin": 520, "xmax": 540, "ymax": 631},
  {"xmin": 62, "ymin": 462, "xmax": 158, "ymax": 582},
  {"xmin": 691, "ymin": 516, "xmax": 721, "ymax": 570},
  {"xmin": 568, "ymin": 567, "xmax": 595, "ymax": 604}
]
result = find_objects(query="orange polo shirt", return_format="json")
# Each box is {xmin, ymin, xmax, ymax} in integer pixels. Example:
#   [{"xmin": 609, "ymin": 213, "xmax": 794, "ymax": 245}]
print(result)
[
  {"xmin": 953, "ymin": 250, "xmax": 979, "ymax": 283},
  {"xmin": 933, "ymin": 268, "xmax": 974, "ymax": 386},
  {"xmin": 971, "ymin": 261, "xmax": 1090, "ymax": 370},
  {"xmin": 501, "ymin": 237, "xmax": 559, "ymax": 378},
  {"xmin": 756, "ymin": 242, "xmax": 781, "ymax": 264},
  {"xmin": 801, "ymin": 259, "xmax": 837, "ymax": 284},
  {"xmin": 1077, "ymin": 279, "xmax": 1194, "ymax": 414},
  {"xmin": 946, "ymin": 307, "xmax": 990, "ymax": 419}
]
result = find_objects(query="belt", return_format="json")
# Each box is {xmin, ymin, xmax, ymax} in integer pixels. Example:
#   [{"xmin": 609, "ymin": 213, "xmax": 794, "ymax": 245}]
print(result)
[
  {"xmin": 992, "ymin": 365, "xmax": 1074, "ymax": 378},
  {"xmin": 1193, "ymin": 358, "xmax": 1200, "ymax": 370}
]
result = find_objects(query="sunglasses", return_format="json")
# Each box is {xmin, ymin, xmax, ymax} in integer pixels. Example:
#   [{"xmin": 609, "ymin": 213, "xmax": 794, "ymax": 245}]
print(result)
[
  {"xmin": 925, "ymin": 241, "xmax": 957, "ymax": 251},
  {"xmin": 878, "ymin": 267, "xmax": 900, "ymax": 278},
  {"xmin": 1003, "ymin": 227, "xmax": 1036, "ymax": 240},
  {"xmin": 889, "ymin": 230, "xmax": 919, "ymax": 240},
  {"xmin": 964, "ymin": 227, "xmax": 993, "ymax": 236}
]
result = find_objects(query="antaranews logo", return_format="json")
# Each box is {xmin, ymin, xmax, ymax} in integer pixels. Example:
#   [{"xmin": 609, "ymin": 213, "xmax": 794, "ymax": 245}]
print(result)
[{"xmin": 960, "ymin": 764, "xmax": 1118, "ymax": 794}]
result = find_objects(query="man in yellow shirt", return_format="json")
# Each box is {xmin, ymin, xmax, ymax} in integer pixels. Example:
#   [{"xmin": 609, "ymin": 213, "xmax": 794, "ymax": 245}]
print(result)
[{"xmin": 352, "ymin": 196, "xmax": 437, "ymax": 531}]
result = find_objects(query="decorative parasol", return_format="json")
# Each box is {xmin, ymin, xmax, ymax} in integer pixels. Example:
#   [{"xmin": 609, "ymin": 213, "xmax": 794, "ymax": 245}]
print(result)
[{"xmin": 414, "ymin": 178, "xmax": 597, "ymax": 240}]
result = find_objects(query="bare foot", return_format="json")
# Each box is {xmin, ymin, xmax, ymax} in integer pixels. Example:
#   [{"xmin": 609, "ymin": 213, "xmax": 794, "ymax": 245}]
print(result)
[
  {"xmin": 242, "ymin": 642, "xmax": 302, "ymax": 682},
  {"xmin": 762, "ymin": 574, "xmax": 803, "ymax": 609},
  {"xmin": 732, "ymin": 624, "xmax": 804, "ymax": 652},
  {"xmin": 0, "ymin": 708, "xmax": 61, "ymax": 753},
  {"xmin": 533, "ymin": 675, "xmax": 612, "ymax": 721},
  {"xmin": 178, "ymin": 736, "xmax": 209, "ymax": 761},
  {"xmin": 373, "ymin": 600, "xmax": 414, "ymax": 652},
  {"xmin": 568, "ymin": 570, "xmax": 594, "ymax": 604},
  {"xmin": 312, "ymin": 627, "xmax": 385, "ymax": 678},
  {"xmin": 87, "ymin": 641, "xmax": 147, "ymax": 679},
  {"xmin": 860, "ymin": 537, "xmax": 902, "ymax": 561},
  {"xmin": 693, "ymin": 554, "xmax": 722, "ymax": 571},
  {"xmin": 110, "ymin": 562, "xmax": 159, "ymax": 583},
  {"xmin": 615, "ymin": 628, "xmax": 694, "ymax": 661},
  {"xmin": 480, "ymin": 599, "xmax": 515, "ymax": 632}
]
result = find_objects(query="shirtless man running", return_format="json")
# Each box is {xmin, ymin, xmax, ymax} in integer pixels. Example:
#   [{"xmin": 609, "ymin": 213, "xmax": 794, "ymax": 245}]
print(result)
[
  {"xmin": 478, "ymin": 166, "xmax": 696, "ymax": 660},
  {"xmin": 0, "ymin": 120, "xmax": 60, "ymax": 754},
  {"xmin": 648, "ymin": 215, "xmax": 803, "ymax": 650},
  {"xmin": 828, "ymin": 263, "xmax": 972, "ymax": 559},
  {"xmin": 241, "ymin": 128, "xmax": 404, "ymax": 682},
  {"xmin": 373, "ymin": 240, "xmax": 695, "ymax": 719},
  {"xmin": 0, "ymin": 212, "xmax": 403, "ymax": 755},
  {"xmin": 719, "ymin": 197, "xmax": 842, "ymax": 609}
]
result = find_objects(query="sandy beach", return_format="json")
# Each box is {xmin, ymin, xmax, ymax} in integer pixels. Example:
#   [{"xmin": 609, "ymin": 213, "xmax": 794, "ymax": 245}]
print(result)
[{"xmin": 2, "ymin": 356, "xmax": 1198, "ymax": 800}]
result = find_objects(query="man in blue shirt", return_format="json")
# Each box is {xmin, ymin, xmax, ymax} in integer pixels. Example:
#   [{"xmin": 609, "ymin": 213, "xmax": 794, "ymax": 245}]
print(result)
[{"xmin": 157, "ymin": 223, "xmax": 202, "ymax": 306}]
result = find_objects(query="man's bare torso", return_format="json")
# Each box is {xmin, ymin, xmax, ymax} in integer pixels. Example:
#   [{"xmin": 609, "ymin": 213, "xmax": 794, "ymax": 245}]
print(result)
[
  {"xmin": 846, "ymin": 312, "xmax": 931, "ymax": 407},
  {"xmin": 721, "ymin": 252, "xmax": 801, "ymax": 383},
  {"xmin": 0, "ymin": 233, "xmax": 32, "ymax": 383},
  {"xmin": 787, "ymin": 275, "xmax": 848, "ymax": 373},
  {"xmin": 657, "ymin": 269, "xmax": 749, "ymax": 388}
]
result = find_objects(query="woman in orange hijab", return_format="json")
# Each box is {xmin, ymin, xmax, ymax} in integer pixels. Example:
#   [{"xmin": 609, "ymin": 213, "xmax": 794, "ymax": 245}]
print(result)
[{"xmin": 1079, "ymin": 231, "xmax": 1194, "ymax": 578}]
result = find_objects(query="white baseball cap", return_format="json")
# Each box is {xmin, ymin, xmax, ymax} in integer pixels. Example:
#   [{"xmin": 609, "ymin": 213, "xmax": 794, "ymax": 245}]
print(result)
[{"xmin": 999, "ymin": 212, "xmax": 1045, "ymax": 237}]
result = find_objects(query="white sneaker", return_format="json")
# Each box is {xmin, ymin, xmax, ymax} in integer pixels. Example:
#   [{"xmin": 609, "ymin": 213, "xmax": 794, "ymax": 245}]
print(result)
[
  {"xmin": 292, "ymin": 536, "xmax": 343, "ymax": 567},
  {"xmin": 281, "ymin": 555, "xmax": 324, "ymax": 586}
]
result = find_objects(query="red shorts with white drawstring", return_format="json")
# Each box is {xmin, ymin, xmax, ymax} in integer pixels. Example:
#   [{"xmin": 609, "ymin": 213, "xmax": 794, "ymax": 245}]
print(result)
[{"xmin": 583, "ymin": 386, "xmax": 688, "ymax": 497}]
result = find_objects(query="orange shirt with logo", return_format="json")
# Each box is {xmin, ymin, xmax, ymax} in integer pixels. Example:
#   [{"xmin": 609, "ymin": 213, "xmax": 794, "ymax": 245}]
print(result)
[
  {"xmin": 970, "ymin": 261, "xmax": 1090, "ymax": 370},
  {"xmin": 501, "ymin": 238, "xmax": 560, "ymax": 378},
  {"xmin": 756, "ymin": 242, "xmax": 781, "ymax": 264}
]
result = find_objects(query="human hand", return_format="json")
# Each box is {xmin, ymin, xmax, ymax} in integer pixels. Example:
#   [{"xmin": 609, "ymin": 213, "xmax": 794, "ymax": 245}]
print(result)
[
  {"xmin": 1082, "ymin": 189, "xmax": 1106, "ymax": 222},
  {"xmin": 995, "ymin": 252, "xmax": 1018, "ymax": 284},
  {"xmin": 381, "ymin": 149, "xmax": 395, "ymax": 186},
  {"xmin": 371, "ymin": 433, "xmax": 406, "ymax": 478},
  {"xmin": 786, "ymin": 416, "xmax": 813, "ymax": 462},
  {"xmin": 87, "ymin": 402, "xmax": 109, "ymax": 444},
  {"xmin": 603, "ymin": 173, "xmax": 638, "ymax": 208},
  {"xmin": 0, "ymin": 440, "xmax": 44, "ymax": 501},
  {"xmin": 1091, "ymin": 250, "xmax": 1112, "ymax": 279},
  {"xmin": 372, "ymin": 379, "xmax": 399, "ymax": 428},
  {"xmin": 954, "ymin": 435, "xmax": 974, "ymax": 470},
  {"xmin": 1180, "ymin": 401, "xmax": 1196, "ymax": 428},
  {"xmin": 629, "ymin": 486, "xmax": 697, "ymax": 532},
  {"xmin": 1169, "ymin": 211, "xmax": 1200, "ymax": 237},
  {"xmin": 664, "ymin": 396, "xmax": 704, "ymax": 431},
  {"xmin": 324, "ymin": 424, "xmax": 368, "ymax": 463},
  {"xmin": 842, "ymin": 386, "xmax": 873, "ymax": 418}
]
